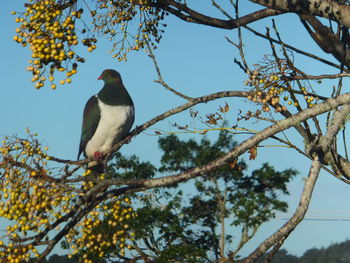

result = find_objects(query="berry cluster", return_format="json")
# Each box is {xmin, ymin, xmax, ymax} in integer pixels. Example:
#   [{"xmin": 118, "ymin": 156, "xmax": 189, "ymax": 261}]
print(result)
[
  {"xmin": 67, "ymin": 197, "xmax": 136, "ymax": 262},
  {"xmin": 246, "ymin": 73, "xmax": 288, "ymax": 113},
  {"xmin": 13, "ymin": 0, "xmax": 168, "ymax": 89},
  {"xmin": 245, "ymin": 60, "xmax": 318, "ymax": 113},
  {"xmin": 92, "ymin": 0, "xmax": 167, "ymax": 61},
  {"xmin": 13, "ymin": 0, "xmax": 87, "ymax": 89},
  {"xmin": 0, "ymin": 132, "xmax": 75, "ymax": 262}
]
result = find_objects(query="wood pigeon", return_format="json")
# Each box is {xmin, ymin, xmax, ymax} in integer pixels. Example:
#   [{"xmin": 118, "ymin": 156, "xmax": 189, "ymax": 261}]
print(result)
[{"xmin": 77, "ymin": 69, "xmax": 135, "ymax": 165}]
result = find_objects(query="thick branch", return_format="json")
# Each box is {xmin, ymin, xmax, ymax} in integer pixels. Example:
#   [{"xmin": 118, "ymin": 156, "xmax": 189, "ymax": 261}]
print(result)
[
  {"xmin": 300, "ymin": 14, "xmax": 350, "ymax": 67},
  {"xmin": 250, "ymin": 0, "xmax": 350, "ymax": 28},
  {"xmin": 154, "ymin": 0, "xmax": 283, "ymax": 29},
  {"xmin": 323, "ymin": 104, "xmax": 350, "ymax": 179},
  {"xmin": 324, "ymin": 104, "xmax": 350, "ymax": 149}
]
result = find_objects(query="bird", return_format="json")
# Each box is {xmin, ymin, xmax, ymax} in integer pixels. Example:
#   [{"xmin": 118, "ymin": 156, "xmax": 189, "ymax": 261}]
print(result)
[{"xmin": 77, "ymin": 69, "xmax": 135, "ymax": 169}]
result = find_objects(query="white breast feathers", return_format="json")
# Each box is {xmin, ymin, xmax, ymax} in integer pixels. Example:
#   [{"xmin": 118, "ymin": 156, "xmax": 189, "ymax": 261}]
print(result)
[{"xmin": 85, "ymin": 98, "xmax": 134, "ymax": 159}]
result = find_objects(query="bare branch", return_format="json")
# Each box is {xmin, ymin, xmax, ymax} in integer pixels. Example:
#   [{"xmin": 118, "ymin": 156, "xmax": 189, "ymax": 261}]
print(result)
[
  {"xmin": 146, "ymin": 40, "xmax": 194, "ymax": 101},
  {"xmin": 243, "ymin": 25, "xmax": 348, "ymax": 72},
  {"xmin": 50, "ymin": 90, "xmax": 250, "ymax": 165},
  {"xmin": 154, "ymin": 80, "xmax": 194, "ymax": 101},
  {"xmin": 152, "ymin": 0, "xmax": 284, "ymax": 29},
  {"xmin": 290, "ymin": 72, "xmax": 350, "ymax": 80},
  {"xmin": 240, "ymin": 155, "xmax": 321, "ymax": 263}
]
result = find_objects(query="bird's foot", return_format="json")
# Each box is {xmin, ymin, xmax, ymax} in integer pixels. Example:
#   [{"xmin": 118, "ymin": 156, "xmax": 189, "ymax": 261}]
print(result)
[
  {"xmin": 93, "ymin": 151, "xmax": 104, "ymax": 161},
  {"xmin": 124, "ymin": 134, "xmax": 133, "ymax": 144}
]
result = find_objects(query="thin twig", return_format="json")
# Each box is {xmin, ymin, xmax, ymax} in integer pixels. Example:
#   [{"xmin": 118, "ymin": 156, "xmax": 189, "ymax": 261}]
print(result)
[
  {"xmin": 145, "ymin": 40, "xmax": 194, "ymax": 101},
  {"xmin": 234, "ymin": 1, "xmax": 250, "ymax": 74},
  {"xmin": 154, "ymin": 80, "xmax": 194, "ymax": 101},
  {"xmin": 244, "ymin": 25, "xmax": 349, "ymax": 72},
  {"xmin": 212, "ymin": 0, "xmax": 234, "ymax": 20}
]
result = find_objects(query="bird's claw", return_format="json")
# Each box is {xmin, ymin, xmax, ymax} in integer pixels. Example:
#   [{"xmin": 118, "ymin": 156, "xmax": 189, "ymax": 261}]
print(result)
[{"xmin": 93, "ymin": 151, "xmax": 104, "ymax": 161}]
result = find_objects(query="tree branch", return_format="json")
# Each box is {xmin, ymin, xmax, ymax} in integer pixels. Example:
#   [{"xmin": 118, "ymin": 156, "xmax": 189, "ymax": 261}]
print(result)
[
  {"xmin": 154, "ymin": 0, "xmax": 284, "ymax": 29},
  {"xmin": 107, "ymin": 90, "xmax": 250, "ymax": 156},
  {"xmin": 300, "ymin": 14, "xmax": 350, "ymax": 68},
  {"xmin": 243, "ymin": 25, "xmax": 348, "ymax": 72},
  {"xmin": 100, "ymin": 93, "xmax": 350, "ymax": 190},
  {"xmin": 240, "ymin": 95, "xmax": 349, "ymax": 262},
  {"xmin": 250, "ymin": 0, "xmax": 350, "ymax": 29},
  {"xmin": 240, "ymin": 155, "xmax": 321, "ymax": 263},
  {"xmin": 145, "ymin": 40, "xmax": 194, "ymax": 101}
]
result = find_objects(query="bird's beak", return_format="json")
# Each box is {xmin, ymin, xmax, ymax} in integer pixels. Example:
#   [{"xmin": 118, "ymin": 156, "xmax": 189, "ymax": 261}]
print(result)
[{"xmin": 97, "ymin": 75, "xmax": 103, "ymax": 80}]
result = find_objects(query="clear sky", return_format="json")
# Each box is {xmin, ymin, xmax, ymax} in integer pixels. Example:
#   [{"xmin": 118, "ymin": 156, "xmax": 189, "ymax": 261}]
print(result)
[{"xmin": 1, "ymin": 1, "xmax": 350, "ymax": 258}]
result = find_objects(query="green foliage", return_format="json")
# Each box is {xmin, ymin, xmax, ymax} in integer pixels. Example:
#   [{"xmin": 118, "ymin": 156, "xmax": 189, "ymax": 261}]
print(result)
[
  {"xmin": 232, "ymin": 163, "xmax": 296, "ymax": 227},
  {"xmin": 96, "ymin": 131, "xmax": 298, "ymax": 262},
  {"xmin": 107, "ymin": 152, "xmax": 157, "ymax": 180},
  {"xmin": 159, "ymin": 132, "xmax": 297, "ymax": 229},
  {"xmin": 129, "ymin": 190, "xmax": 210, "ymax": 263},
  {"xmin": 158, "ymin": 131, "xmax": 238, "ymax": 173}
]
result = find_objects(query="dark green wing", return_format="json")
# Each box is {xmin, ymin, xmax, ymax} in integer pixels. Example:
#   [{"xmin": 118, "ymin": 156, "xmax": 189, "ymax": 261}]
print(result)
[{"xmin": 77, "ymin": 95, "xmax": 100, "ymax": 159}]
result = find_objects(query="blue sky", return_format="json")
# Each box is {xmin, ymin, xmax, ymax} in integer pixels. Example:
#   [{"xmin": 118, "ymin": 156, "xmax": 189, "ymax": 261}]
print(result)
[{"xmin": 1, "ymin": 1, "xmax": 350, "ymax": 258}]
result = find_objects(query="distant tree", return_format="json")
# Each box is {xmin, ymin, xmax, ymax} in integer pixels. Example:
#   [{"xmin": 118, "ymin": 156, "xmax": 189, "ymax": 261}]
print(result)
[
  {"xmin": 298, "ymin": 240, "xmax": 350, "ymax": 263},
  {"xmin": 258, "ymin": 249, "xmax": 299, "ymax": 263},
  {"xmin": 254, "ymin": 240, "xmax": 350, "ymax": 263}
]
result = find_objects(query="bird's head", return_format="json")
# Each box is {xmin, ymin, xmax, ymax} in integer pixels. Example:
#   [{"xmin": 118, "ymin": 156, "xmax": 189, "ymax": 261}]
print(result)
[{"xmin": 98, "ymin": 69, "xmax": 122, "ymax": 83}]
